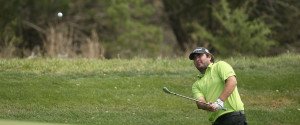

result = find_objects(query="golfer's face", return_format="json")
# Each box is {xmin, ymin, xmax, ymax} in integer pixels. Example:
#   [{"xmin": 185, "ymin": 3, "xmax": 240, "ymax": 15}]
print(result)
[{"xmin": 193, "ymin": 53, "xmax": 211, "ymax": 70}]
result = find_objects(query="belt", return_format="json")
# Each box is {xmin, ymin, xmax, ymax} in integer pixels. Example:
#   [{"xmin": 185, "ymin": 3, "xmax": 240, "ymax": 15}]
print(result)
[{"xmin": 216, "ymin": 111, "xmax": 245, "ymax": 122}]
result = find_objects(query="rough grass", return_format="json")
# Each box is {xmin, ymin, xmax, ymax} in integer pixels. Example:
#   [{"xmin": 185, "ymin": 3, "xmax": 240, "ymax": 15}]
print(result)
[{"xmin": 0, "ymin": 53, "xmax": 299, "ymax": 125}]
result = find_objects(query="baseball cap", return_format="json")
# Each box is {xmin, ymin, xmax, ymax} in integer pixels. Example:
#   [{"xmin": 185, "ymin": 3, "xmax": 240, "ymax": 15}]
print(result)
[{"xmin": 189, "ymin": 47, "xmax": 214, "ymax": 61}]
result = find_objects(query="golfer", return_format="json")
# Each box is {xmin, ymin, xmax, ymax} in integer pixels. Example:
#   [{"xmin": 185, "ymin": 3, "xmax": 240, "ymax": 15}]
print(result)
[{"xmin": 189, "ymin": 47, "xmax": 247, "ymax": 125}]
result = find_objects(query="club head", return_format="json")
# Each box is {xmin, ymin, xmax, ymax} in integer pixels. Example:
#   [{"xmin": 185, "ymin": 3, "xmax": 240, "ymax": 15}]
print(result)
[{"xmin": 163, "ymin": 87, "xmax": 171, "ymax": 94}]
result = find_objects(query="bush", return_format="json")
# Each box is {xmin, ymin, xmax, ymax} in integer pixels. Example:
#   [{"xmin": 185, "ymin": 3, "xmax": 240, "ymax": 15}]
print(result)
[{"xmin": 189, "ymin": 0, "xmax": 276, "ymax": 56}]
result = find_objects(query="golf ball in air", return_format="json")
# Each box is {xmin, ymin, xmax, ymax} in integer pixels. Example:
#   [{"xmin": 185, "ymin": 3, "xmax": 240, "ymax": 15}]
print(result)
[{"xmin": 57, "ymin": 12, "xmax": 63, "ymax": 17}]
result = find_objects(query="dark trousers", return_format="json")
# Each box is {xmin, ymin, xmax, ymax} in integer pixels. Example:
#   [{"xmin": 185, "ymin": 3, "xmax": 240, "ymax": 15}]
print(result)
[{"xmin": 212, "ymin": 111, "xmax": 247, "ymax": 125}]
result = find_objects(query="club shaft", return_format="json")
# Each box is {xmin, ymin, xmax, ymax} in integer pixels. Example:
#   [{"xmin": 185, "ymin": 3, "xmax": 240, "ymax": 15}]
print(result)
[
  {"xmin": 171, "ymin": 92, "xmax": 198, "ymax": 101},
  {"xmin": 163, "ymin": 87, "xmax": 226, "ymax": 110},
  {"xmin": 169, "ymin": 91, "xmax": 208, "ymax": 105}
]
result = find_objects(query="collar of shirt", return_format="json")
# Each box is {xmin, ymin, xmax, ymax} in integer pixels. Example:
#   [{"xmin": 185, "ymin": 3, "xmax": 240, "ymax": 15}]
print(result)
[{"xmin": 197, "ymin": 63, "xmax": 214, "ymax": 78}]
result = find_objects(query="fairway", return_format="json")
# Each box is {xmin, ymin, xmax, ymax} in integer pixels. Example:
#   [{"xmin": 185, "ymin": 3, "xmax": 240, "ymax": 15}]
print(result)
[
  {"xmin": 0, "ymin": 54, "xmax": 299, "ymax": 125},
  {"xmin": 0, "ymin": 120, "xmax": 69, "ymax": 125}
]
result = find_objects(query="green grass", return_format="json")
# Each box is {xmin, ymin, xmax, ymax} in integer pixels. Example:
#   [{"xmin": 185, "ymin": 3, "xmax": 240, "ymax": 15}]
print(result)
[
  {"xmin": 0, "ymin": 53, "xmax": 299, "ymax": 125},
  {"xmin": 0, "ymin": 120, "xmax": 68, "ymax": 125}
]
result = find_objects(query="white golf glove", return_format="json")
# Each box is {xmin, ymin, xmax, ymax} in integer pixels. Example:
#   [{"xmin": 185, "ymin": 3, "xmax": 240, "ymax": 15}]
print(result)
[{"xmin": 212, "ymin": 98, "xmax": 224, "ymax": 110}]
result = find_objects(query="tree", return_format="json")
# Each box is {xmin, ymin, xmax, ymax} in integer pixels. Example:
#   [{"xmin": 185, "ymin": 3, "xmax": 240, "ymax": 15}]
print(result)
[
  {"xmin": 162, "ymin": 0, "xmax": 213, "ymax": 52},
  {"xmin": 189, "ymin": 0, "xmax": 276, "ymax": 56},
  {"xmin": 104, "ymin": 0, "xmax": 167, "ymax": 58},
  {"xmin": 246, "ymin": 0, "xmax": 300, "ymax": 53},
  {"xmin": 0, "ymin": 0, "xmax": 69, "ymax": 57}
]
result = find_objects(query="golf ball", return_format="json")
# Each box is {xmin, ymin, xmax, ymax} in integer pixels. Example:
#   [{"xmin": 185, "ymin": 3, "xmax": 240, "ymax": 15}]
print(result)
[{"xmin": 57, "ymin": 12, "xmax": 63, "ymax": 17}]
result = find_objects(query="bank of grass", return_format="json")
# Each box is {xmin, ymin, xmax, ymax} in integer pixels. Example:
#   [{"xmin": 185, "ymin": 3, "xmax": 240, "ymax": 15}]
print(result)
[{"xmin": 0, "ymin": 53, "xmax": 299, "ymax": 125}]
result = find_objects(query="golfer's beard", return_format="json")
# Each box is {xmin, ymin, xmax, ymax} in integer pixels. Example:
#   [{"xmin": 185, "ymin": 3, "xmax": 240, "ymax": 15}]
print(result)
[
  {"xmin": 198, "ymin": 67, "xmax": 207, "ymax": 74},
  {"xmin": 197, "ymin": 63, "xmax": 208, "ymax": 74}
]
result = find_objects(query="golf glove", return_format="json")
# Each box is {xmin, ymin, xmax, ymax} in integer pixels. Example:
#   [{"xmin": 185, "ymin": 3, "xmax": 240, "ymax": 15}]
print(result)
[{"xmin": 212, "ymin": 98, "xmax": 224, "ymax": 110}]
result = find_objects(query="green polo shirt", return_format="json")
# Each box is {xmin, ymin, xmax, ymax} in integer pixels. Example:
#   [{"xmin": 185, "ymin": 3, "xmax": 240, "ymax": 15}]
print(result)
[{"xmin": 192, "ymin": 61, "xmax": 244, "ymax": 122}]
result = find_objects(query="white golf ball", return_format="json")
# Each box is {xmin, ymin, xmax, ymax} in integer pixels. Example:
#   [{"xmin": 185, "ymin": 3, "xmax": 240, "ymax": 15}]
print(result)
[{"xmin": 57, "ymin": 12, "xmax": 63, "ymax": 17}]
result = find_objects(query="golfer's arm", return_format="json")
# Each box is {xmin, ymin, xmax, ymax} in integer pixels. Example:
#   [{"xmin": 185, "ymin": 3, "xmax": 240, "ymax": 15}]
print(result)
[
  {"xmin": 219, "ymin": 75, "xmax": 237, "ymax": 101},
  {"xmin": 196, "ymin": 97, "xmax": 210, "ymax": 110}
]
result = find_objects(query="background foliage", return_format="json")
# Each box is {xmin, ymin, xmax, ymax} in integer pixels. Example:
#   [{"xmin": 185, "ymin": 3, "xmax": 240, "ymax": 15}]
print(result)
[{"xmin": 0, "ymin": 0, "xmax": 299, "ymax": 58}]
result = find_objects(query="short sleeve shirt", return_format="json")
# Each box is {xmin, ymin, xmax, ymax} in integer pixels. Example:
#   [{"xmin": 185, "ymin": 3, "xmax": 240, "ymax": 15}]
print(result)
[{"xmin": 192, "ymin": 61, "xmax": 244, "ymax": 122}]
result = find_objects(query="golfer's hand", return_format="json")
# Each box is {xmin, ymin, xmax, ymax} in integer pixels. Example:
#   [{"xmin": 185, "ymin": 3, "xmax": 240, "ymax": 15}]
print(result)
[
  {"xmin": 211, "ymin": 99, "xmax": 224, "ymax": 111},
  {"xmin": 195, "ymin": 101, "xmax": 215, "ymax": 112},
  {"xmin": 206, "ymin": 103, "xmax": 218, "ymax": 112}
]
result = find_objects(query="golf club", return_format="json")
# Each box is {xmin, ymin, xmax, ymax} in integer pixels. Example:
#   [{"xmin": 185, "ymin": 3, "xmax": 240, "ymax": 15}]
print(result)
[{"xmin": 162, "ymin": 87, "xmax": 226, "ymax": 110}]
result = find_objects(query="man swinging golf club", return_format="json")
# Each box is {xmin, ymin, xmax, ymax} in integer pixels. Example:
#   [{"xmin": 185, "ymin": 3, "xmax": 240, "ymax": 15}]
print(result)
[{"xmin": 189, "ymin": 47, "xmax": 247, "ymax": 125}]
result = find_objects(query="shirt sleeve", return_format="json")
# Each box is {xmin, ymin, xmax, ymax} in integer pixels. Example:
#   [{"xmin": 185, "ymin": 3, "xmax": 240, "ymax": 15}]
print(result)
[
  {"xmin": 192, "ymin": 82, "xmax": 204, "ymax": 99},
  {"xmin": 217, "ymin": 61, "xmax": 236, "ymax": 81}
]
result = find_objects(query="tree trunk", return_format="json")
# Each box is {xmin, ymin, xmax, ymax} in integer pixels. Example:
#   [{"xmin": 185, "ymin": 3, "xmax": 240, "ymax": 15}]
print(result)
[{"xmin": 162, "ymin": 0, "xmax": 191, "ymax": 52}]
